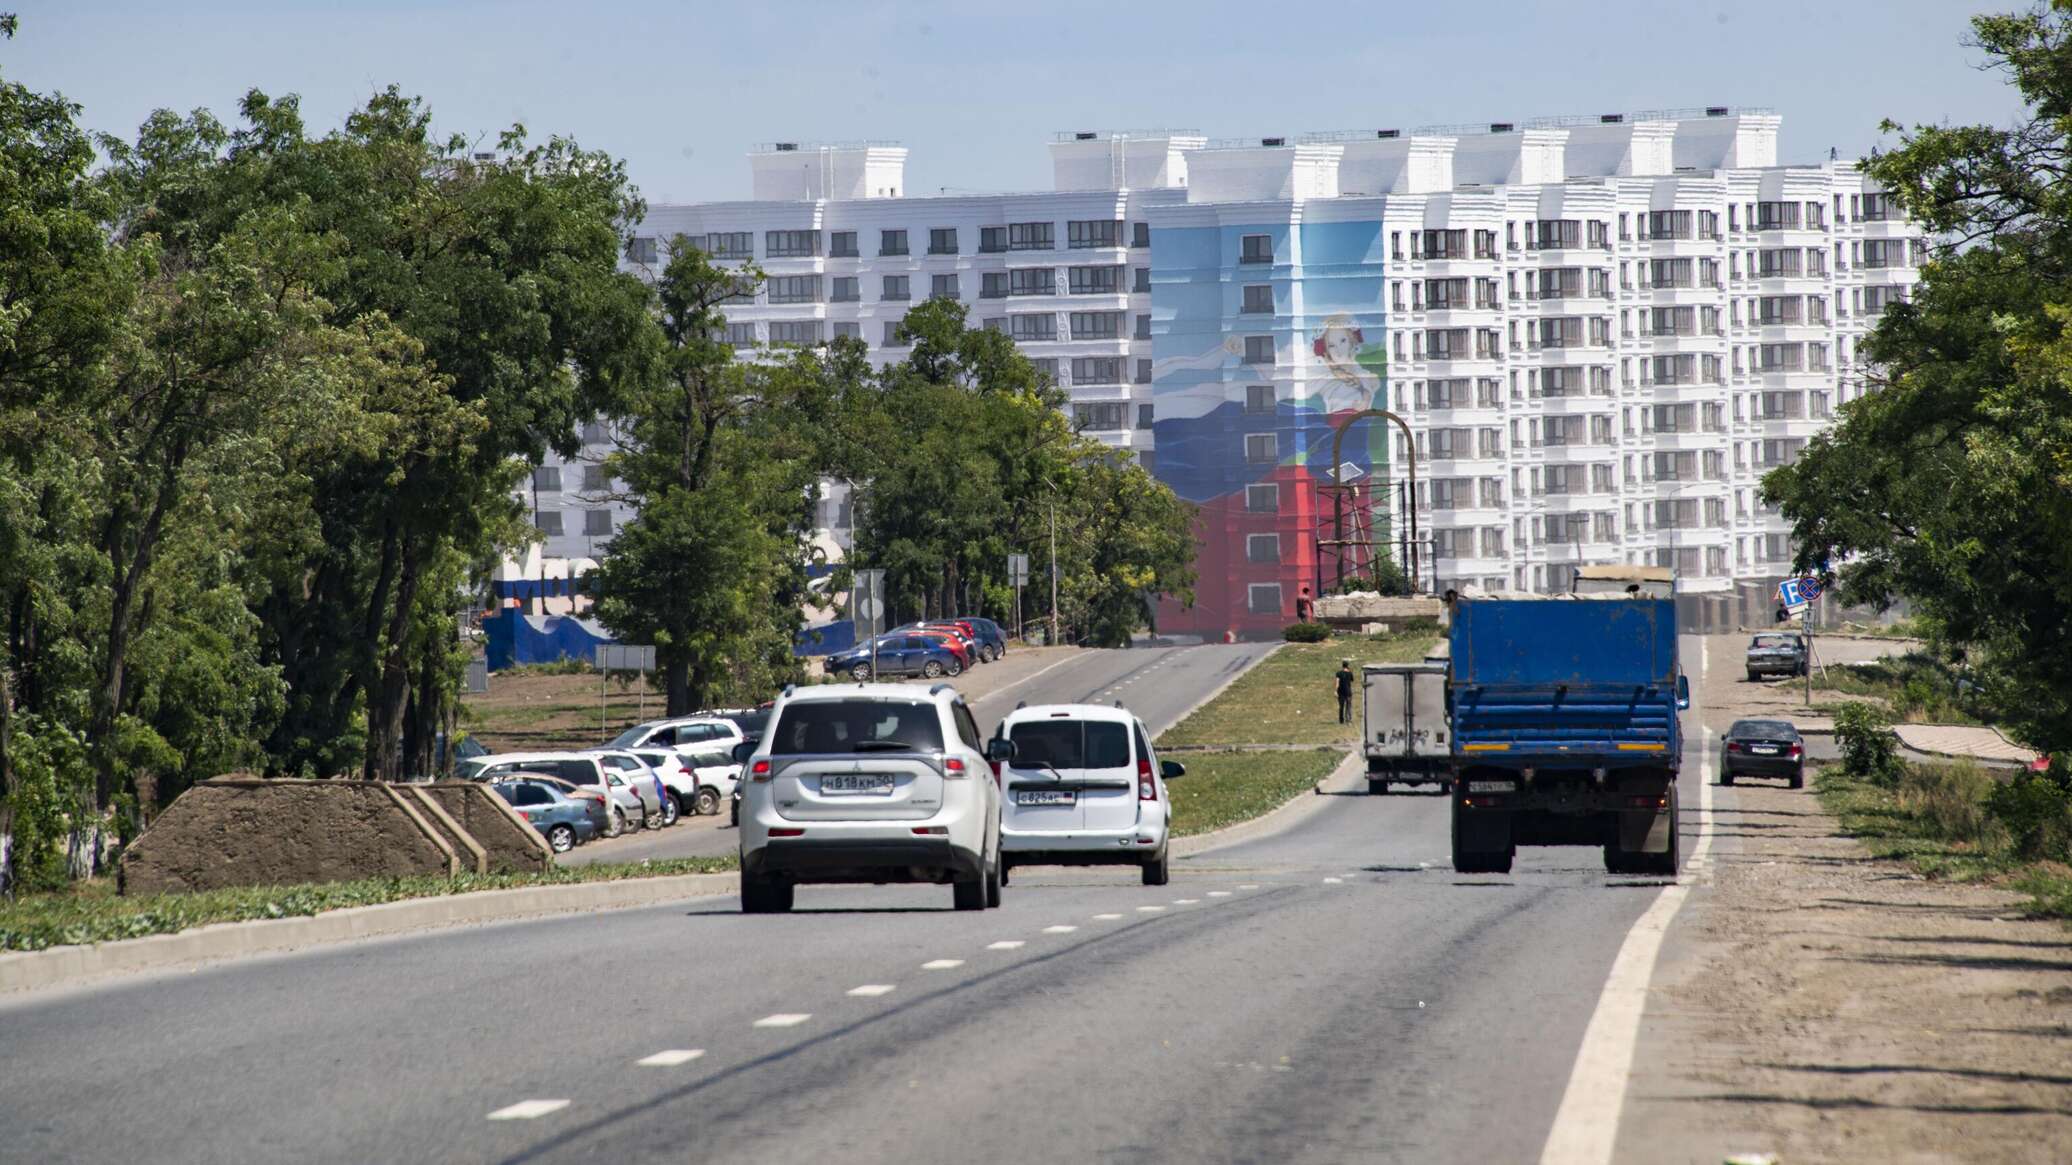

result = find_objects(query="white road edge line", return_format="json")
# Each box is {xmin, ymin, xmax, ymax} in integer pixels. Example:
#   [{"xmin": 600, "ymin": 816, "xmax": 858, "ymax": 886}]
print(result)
[
  {"xmin": 487, "ymin": 1099, "xmax": 570, "ymax": 1120},
  {"xmin": 971, "ymin": 652, "xmax": 1091, "ymax": 710},
  {"xmin": 987, "ymin": 940, "xmax": 1026, "ymax": 949},
  {"xmin": 847, "ymin": 984, "xmax": 896, "ymax": 997},
  {"xmin": 1536, "ymin": 636, "xmax": 1716, "ymax": 1165},
  {"xmin": 753, "ymin": 1013, "xmax": 812, "ymax": 1028},
  {"xmin": 921, "ymin": 959, "xmax": 964, "ymax": 970},
  {"xmin": 636, "ymin": 1049, "xmax": 705, "ymax": 1067}
]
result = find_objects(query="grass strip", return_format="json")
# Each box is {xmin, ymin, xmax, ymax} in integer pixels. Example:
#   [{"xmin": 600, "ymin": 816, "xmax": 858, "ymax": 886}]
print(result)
[
  {"xmin": 1815, "ymin": 765, "xmax": 2072, "ymax": 922},
  {"xmin": 0, "ymin": 856, "xmax": 738, "ymax": 953},
  {"xmin": 1166, "ymin": 748, "xmax": 1343, "ymax": 837},
  {"xmin": 1157, "ymin": 634, "xmax": 1435, "ymax": 749}
]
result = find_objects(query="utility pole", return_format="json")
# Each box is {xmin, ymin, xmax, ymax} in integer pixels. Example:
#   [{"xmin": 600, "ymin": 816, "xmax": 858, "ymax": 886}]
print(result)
[{"xmin": 1049, "ymin": 494, "xmax": 1059, "ymax": 647}]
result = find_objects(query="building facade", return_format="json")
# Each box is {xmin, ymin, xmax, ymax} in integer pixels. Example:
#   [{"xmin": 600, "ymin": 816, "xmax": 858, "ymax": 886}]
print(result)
[{"xmin": 527, "ymin": 108, "xmax": 1923, "ymax": 638}]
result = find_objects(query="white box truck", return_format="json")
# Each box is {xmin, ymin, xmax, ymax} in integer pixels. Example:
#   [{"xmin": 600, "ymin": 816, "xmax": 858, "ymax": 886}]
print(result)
[{"xmin": 1362, "ymin": 654, "xmax": 1450, "ymax": 794}]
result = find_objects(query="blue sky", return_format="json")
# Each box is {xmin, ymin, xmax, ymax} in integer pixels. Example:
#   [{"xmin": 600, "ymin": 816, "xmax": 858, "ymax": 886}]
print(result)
[{"xmin": 6, "ymin": 1, "xmax": 2025, "ymax": 206}]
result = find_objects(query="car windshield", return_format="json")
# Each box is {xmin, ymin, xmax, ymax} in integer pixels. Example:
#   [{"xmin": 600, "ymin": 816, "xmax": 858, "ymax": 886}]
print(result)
[
  {"xmin": 457, "ymin": 759, "xmax": 489, "ymax": 781},
  {"xmin": 1732, "ymin": 720, "xmax": 1796, "ymax": 738},
  {"xmin": 607, "ymin": 725, "xmax": 651, "ymax": 748},
  {"xmin": 1007, "ymin": 719, "xmax": 1131, "ymax": 770},
  {"xmin": 769, "ymin": 700, "xmax": 943, "ymax": 755},
  {"xmin": 1752, "ymin": 635, "xmax": 1797, "ymax": 649}
]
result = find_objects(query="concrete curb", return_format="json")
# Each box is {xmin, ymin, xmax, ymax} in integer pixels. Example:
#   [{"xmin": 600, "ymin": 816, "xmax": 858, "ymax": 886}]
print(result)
[
  {"xmin": 0, "ymin": 872, "xmax": 738, "ymax": 997},
  {"xmin": 1172, "ymin": 748, "xmax": 1363, "ymax": 858}
]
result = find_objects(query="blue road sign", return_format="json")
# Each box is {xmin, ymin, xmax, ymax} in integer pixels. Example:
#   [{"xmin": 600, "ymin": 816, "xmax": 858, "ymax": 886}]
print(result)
[{"xmin": 1776, "ymin": 576, "xmax": 1823, "ymax": 607}]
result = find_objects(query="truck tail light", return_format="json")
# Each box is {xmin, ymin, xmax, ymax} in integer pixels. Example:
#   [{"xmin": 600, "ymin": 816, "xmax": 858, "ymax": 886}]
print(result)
[
  {"xmin": 750, "ymin": 759, "xmax": 771, "ymax": 782},
  {"xmin": 1627, "ymin": 794, "xmax": 1669, "ymax": 809},
  {"xmin": 1138, "ymin": 758, "xmax": 1157, "ymax": 801}
]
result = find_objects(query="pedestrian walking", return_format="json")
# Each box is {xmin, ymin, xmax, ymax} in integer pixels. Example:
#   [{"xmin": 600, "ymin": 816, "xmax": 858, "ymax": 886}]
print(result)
[
  {"xmin": 1336, "ymin": 658, "xmax": 1356, "ymax": 725},
  {"xmin": 1295, "ymin": 586, "xmax": 1315, "ymax": 623}
]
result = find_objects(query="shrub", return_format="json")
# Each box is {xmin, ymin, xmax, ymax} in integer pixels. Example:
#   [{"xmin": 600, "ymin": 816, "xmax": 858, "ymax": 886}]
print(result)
[
  {"xmin": 1833, "ymin": 701, "xmax": 1901, "ymax": 787},
  {"xmin": 1985, "ymin": 774, "xmax": 2072, "ymax": 862},
  {"xmin": 1282, "ymin": 621, "xmax": 1331, "ymax": 643},
  {"xmin": 1897, "ymin": 760, "xmax": 1994, "ymax": 843}
]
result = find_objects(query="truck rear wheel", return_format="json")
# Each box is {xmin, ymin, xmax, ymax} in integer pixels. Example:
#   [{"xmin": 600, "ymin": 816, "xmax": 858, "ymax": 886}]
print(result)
[{"xmin": 1368, "ymin": 777, "xmax": 1389, "ymax": 796}]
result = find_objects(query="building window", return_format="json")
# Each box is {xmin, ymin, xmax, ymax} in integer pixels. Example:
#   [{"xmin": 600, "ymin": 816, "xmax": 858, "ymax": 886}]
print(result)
[
  {"xmin": 930, "ymin": 273, "xmax": 959, "ymax": 299},
  {"xmin": 830, "ymin": 321, "xmax": 860, "ymax": 341},
  {"xmin": 830, "ymin": 276, "xmax": 859, "ymax": 302},
  {"xmin": 928, "ymin": 227, "xmax": 958, "ymax": 255},
  {"xmin": 581, "ymin": 419, "xmax": 609, "ymax": 444},
  {"xmin": 583, "ymin": 509, "xmax": 614, "ymax": 536},
  {"xmin": 531, "ymin": 466, "xmax": 562, "ymax": 492},
  {"xmin": 980, "ymin": 272, "xmax": 1009, "ymax": 298},
  {"xmin": 1133, "ymin": 267, "xmax": 1150, "ymax": 293},
  {"xmin": 1008, "ymin": 221, "xmax": 1055, "ymax": 250},
  {"xmin": 1242, "ymin": 285, "xmax": 1273, "ymax": 314},
  {"xmin": 1135, "ymin": 358, "xmax": 1152, "ymax": 384},
  {"xmin": 1240, "ymin": 234, "xmax": 1273, "ymax": 264},
  {"xmin": 1010, "ymin": 267, "xmax": 1055, "ymax": 296},
  {"xmin": 764, "ymin": 230, "xmax": 819, "ymax": 258},
  {"xmin": 879, "ymin": 229, "xmax": 908, "ymax": 256},
  {"xmin": 1134, "ymin": 314, "xmax": 1152, "ymax": 340},
  {"xmin": 767, "ymin": 274, "xmax": 821, "ymax": 304},
  {"xmin": 1072, "ymin": 356, "xmax": 1124, "ymax": 384},
  {"xmin": 1246, "ymin": 483, "xmax": 1280, "ymax": 512},
  {"xmin": 1246, "ymin": 533, "xmax": 1281, "ymax": 563},
  {"xmin": 1070, "ymin": 311, "xmax": 1123, "ymax": 340},
  {"xmin": 1028, "ymin": 357, "xmax": 1058, "ymax": 382},
  {"xmin": 769, "ymin": 320, "xmax": 822, "ymax": 347},
  {"xmin": 1009, "ymin": 314, "xmax": 1057, "ymax": 342},
  {"xmin": 625, "ymin": 236, "xmax": 658, "ymax": 264},
  {"xmin": 1072, "ymin": 401, "xmax": 1126, "ymax": 431},
  {"xmin": 725, "ymin": 321, "xmax": 757, "ymax": 348},
  {"xmin": 1067, "ymin": 219, "xmax": 1123, "ymax": 249},
  {"xmin": 881, "ymin": 275, "xmax": 910, "ymax": 301},
  {"xmin": 535, "ymin": 511, "xmax": 563, "ymax": 536},
  {"xmin": 883, "ymin": 320, "xmax": 911, "ymax": 347},
  {"xmin": 707, "ymin": 232, "xmax": 752, "ymax": 259},
  {"xmin": 581, "ymin": 463, "xmax": 609, "ymax": 492},
  {"xmin": 1242, "ymin": 335, "xmax": 1274, "ymax": 365},
  {"xmin": 1131, "ymin": 221, "xmax": 1150, "ymax": 248},
  {"xmin": 828, "ymin": 231, "xmax": 858, "ymax": 258},
  {"xmin": 1245, "ymin": 433, "xmax": 1276, "ymax": 463},
  {"xmin": 1246, "ymin": 383, "xmax": 1275, "ymax": 414},
  {"xmin": 979, "ymin": 226, "xmax": 1008, "ymax": 253},
  {"xmin": 1136, "ymin": 403, "xmax": 1154, "ymax": 430},
  {"xmin": 1247, "ymin": 583, "xmax": 1283, "ymax": 616},
  {"xmin": 1068, "ymin": 265, "xmax": 1122, "ymax": 294}
]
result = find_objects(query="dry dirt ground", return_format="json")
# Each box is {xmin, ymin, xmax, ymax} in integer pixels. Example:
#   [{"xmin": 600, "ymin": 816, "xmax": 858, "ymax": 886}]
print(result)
[{"xmin": 1617, "ymin": 642, "xmax": 2072, "ymax": 1164}]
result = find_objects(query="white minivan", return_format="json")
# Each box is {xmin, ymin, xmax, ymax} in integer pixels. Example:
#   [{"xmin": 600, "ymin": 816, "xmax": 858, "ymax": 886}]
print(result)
[{"xmin": 988, "ymin": 703, "xmax": 1184, "ymax": 886}]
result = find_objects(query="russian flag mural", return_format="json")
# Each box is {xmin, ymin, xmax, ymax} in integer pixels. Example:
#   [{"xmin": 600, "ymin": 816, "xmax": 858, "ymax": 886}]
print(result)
[{"xmin": 1147, "ymin": 215, "xmax": 1391, "ymax": 639}]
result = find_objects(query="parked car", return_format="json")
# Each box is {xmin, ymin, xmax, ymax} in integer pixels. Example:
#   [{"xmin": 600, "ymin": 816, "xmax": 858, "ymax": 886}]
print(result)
[
  {"xmin": 1722, "ymin": 719, "xmax": 1806, "ymax": 788},
  {"xmin": 606, "ymin": 715, "xmax": 745, "ymax": 755},
  {"xmin": 586, "ymin": 749, "xmax": 679, "ymax": 827},
  {"xmin": 990, "ymin": 703, "xmax": 1185, "ymax": 886},
  {"xmin": 901, "ymin": 621, "xmax": 981, "ymax": 660},
  {"xmin": 737, "ymin": 682, "xmax": 1002, "ymax": 913},
  {"xmin": 491, "ymin": 776, "xmax": 607, "ymax": 853},
  {"xmin": 726, "ymin": 736, "xmax": 759, "ymax": 827},
  {"xmin": 1745, "ymin": 633, "xmax": 1808, "ymax": 681},
  {"xmin": 907, "ymin": 628, "xmax": 974, "ymax": 669},
  {"xmin": 629, "ymin": 745, "xmax": 739, "ymax": 817},
  {"xmin": 918, "ymin": 621, "xmax": 999, "ymax": 663},
  {"xmin": 825, "ymin": 634, "xmax": 964, "ymax": 681},
  {"xmin": 461, "ymin": 752, "xmax": 654, "ymax": 837},
  {"xmin": 960, "ymin": 617, "xmax": 1008, "ymax": 661},
  {"xmin": 692, "ymin": 706, "xmax": 771, "ymax": 740}
]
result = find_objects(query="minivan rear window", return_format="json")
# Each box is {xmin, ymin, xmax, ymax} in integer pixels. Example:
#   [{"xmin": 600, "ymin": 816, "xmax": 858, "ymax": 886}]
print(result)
[
  {"xmin": 1007, "ymin": 720, "xmax": 1130, "ymax": 769},
  {"xmin": 770, "ymin": 700, "xmax": 944, "ymax": 754}
]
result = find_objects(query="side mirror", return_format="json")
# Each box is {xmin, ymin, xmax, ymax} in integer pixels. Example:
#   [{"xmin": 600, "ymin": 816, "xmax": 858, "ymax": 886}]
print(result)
[
  {"xmin": 1675, "ymin": 674, "xmax": 1691, "ymax": 711},
  {"xmin": 985, "ymin": 738, "xmax": 1017, "ymax": 763},
  {"xmin": 1160, "ymin": 760, "xmax": 1186, "ymax": 780},
  {"xmin": 731, "ymin": 740, "xmax": 756, "ymax": 764}
]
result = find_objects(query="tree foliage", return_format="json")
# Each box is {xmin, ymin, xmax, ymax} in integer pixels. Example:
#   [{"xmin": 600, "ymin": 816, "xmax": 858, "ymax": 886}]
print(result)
[{"xmin": 1762, "ymin": 4, "xmax": 2072, "ymax": 756}]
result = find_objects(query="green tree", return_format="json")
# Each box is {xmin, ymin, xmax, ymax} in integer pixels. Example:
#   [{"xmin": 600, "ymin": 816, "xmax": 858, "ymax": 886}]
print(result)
[{"xmin": 1763, "ymin": 4, "xmax": 2072, "ymax": 756}]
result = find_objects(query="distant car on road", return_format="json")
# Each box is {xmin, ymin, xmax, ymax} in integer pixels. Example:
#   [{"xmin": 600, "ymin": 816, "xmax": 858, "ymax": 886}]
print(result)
[
  {"xmin": 826, "ymin": 634, "xmax": 964, "ymax": 681},
  {"xmin": 1722, "ymin": 719, "xmax": 1806, "ymax": 788},
  {"xmin": 737, "ymin": 682, "xmax": 1001, "ymax": 913},
  {"xmin": 491, "ymin": 776, "xmax": 606, "ymax": 853},
  {"xmin": 990, "ymin": 703, "xmax": 1184, "ymax": 886},
  {"xmin": 1745, "ymin": 632, "xmax": 1808, "ymax": 681}
]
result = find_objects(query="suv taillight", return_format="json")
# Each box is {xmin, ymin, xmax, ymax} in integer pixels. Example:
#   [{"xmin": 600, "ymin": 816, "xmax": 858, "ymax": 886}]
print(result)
[
  {"xmin": 1138, "ymin": 758, "xmax": 1156, "ymax": 801},
  {"xmin": 944, "ymin": 757, "xmax": 968, "ymax": 780},
  {"xmin": 751, "ymin": 759, "xmax": 771, "ymax": 782}
]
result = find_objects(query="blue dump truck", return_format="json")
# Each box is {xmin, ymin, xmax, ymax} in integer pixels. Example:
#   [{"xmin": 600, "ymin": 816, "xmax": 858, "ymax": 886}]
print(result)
[{"xmin": 1447, "ymin": 588, "xmax": 1688, "ymax": 875}]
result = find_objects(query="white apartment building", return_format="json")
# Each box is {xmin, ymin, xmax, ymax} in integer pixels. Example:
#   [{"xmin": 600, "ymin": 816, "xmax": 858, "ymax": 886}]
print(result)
[{"xmin": 525, "ymin": 107, "xmax": 1923, "ymax": 637}]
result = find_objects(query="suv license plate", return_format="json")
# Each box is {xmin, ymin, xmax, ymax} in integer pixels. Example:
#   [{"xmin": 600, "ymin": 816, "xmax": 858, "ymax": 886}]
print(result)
[
  {"xmin": 1016, "ymin": 790, "xmax": 1076, "ymax": 806},
  {"xmin": 821, "ymin": 774, "xmax": 895, "ymax": 795}
]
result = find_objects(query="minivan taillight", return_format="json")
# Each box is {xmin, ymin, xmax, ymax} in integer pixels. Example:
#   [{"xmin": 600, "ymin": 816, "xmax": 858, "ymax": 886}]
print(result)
[
  {"xmin": 1138, "ymin": 758, "xmax": 1156, "ymax": 801},
  {"xmin": 751, "ymin": 759, "xmax": 771, "ymax": 782}
]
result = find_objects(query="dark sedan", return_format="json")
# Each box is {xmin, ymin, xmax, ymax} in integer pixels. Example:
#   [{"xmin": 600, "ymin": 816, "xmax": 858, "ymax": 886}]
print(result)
[
  {"xmin": 1722, "ymin": 719, "xmax": 1805, "ymax": 788},
  {"xmin": 827, "ymin": 634, "xmax": 963, "ymax": 680}
]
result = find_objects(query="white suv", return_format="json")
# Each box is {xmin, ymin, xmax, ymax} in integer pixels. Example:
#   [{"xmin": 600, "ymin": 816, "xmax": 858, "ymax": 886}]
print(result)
[
  {"xmin": 606, "ymin": 716, "xmax": 744, "ymax": 754},
  {"xmin": 990, "ymin": 703, "xmax": 1185, "ymax": 886},
  {"xmin": 738, "ymin": 683, "xmax": 1002, "ymax": 914}
]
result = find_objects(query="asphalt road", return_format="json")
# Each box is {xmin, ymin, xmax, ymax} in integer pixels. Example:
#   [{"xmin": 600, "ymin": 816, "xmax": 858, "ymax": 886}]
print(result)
[
  {"xmin": 0, "ymin": 637, "xmax": 1702, "ymax": 1164},
  {"xmin": 563, "ymin": 641, "xmax": 1279, "ymax": 866}
]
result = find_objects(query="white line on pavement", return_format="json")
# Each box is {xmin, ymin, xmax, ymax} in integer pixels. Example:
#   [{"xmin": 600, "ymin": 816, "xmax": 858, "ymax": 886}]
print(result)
[
  {"xmin": 1322, "ymin": 877, "xmax": 1343, "ymax": 884},
  {"xmin": 1537, "ymin": 637, "xmax": 1717, "ymax": 1165},
  {"xmin": 753, "ymin": 1013, "xmax": 812, "ymax": 1028},
  {"xmin": 487, "ymin": 1099, "xmax": 569, "ymax": 1121},
  {"xmin": 1092, "ymin": 913, "xmax": 1123, "ymax": 920},
  {"xmin": 1238, "ymin": 883, "xmax": 1259, "ymax": 890},
  {"xmin": 1207, "ymin": 891, "xmax": 1231, "ymax": 897},
  {"xmin": 1135, "ymin": 905, "xmax": 1164, "ymax": 913},
  {"xmin": 1041, "ymin": 925, "xmax": 1078, "ymax": 934},
  {"xmin": 847, "ymin": 984, "xmax": 896, "ymax": 997},
  {"xmin": 921, "ymin": 959, "xmax": 964, "ymax": 970},
  {"xmin": 1173, "ymin": 898, "xmax": 1199, "ymax": 904},
  {"xmin": 636, "ymin": 1049, "xmax": 705, "ymax": 1067},
  {"xmin": 987, "ymin": 940, "xmax": 1026, "ymax": 949}
]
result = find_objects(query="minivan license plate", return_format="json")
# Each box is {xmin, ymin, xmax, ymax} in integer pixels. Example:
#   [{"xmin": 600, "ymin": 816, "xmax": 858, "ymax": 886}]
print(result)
[
  {"xmin": 822, "ymin": 773, "xmax": 894, "ymax": 795},
  {"xmin": 1016, "ymin": 790, "xmax": 1075, "ymax": 806}
]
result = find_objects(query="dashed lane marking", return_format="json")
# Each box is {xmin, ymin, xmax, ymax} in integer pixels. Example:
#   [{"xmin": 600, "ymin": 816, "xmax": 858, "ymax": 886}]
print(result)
[
  {"xmin": 753, "ymin": 1013, "xmax": 812, "ymax": 1028},
  {"xmin": 636, "ymin": 1050, "xmax": 705, "ymax": 1067},
  {"xmin": 921, "ymin": 959, "xmax": 964, "ymax": 970},
  {"xmin": 1173, "ymin": 898, "xmax": 1199, "ymax": 904},
  {"xmin": 1092, "ymin": 913, "xmax": 1124, "ymax": 920},
  {"xmin": 847, "ymin": 985, "xmax": 896, "ymax": 997},
  {"xmin": 487, "ymin": 1100, "xmax": 569, "ymax": 1121},
  {"xmin": 1042, "ymin": 925, "xmax": 1078, "ymax": 934},
  {"xmin": 1322, "ymin": 877, "xmax": 1343, "ymax": 884},
  {"xmin": 1238, "ymin": 883, "xmax": 1259, "ymax": 890},
  {"xmin": 987, "ymin": 940, "xmax": 1026, "ymax": 950},
  {"xmin": 1136, "ymin": 905, "xmax": 1165, "ymax": 913},
  {"xmin": 1207, "ymin": 891, "xmax": 1232, "ymax": 897}
]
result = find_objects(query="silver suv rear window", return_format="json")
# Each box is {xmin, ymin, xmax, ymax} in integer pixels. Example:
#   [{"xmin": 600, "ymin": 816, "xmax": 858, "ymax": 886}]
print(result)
[
  {"xmin": 770, "ymin": 700, "xmax": 943, "ymax": 754},
  {"xmin": 1007, "ymin": 720, "xmax": 1130, "ymax": 769}
]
